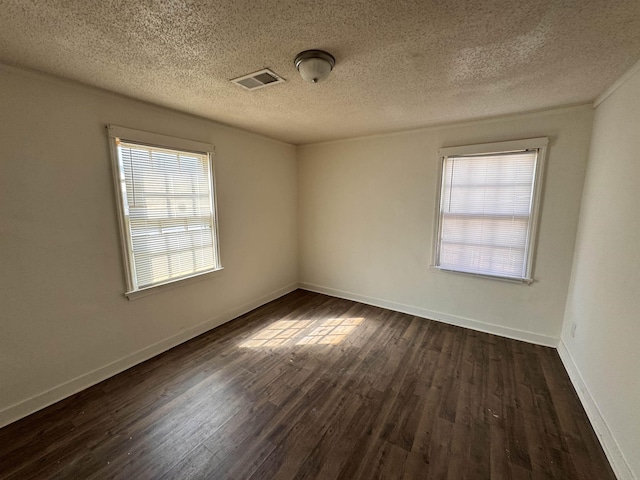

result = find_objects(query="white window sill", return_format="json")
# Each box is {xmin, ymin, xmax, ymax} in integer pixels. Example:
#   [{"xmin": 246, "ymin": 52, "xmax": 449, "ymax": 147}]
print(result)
[
  {"xmin": 430, "ymin": 265, "xmax": 534, "ymax": 285},
  {"xmin": 125, "ymin": 267, "xmax": 224, "ymax": 300}
]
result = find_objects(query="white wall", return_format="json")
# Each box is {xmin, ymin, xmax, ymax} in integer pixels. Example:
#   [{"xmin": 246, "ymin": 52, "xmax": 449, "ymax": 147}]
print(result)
[
  {"xmin": 560, "ymin": 64, "xmax": 640, "ymax": 480},
  {"xmin": 298, "ymin": 106, "xmax": 594, "ymax": 345},
  {"xmin": 0, "ymin": 65, "xmax": 298, "ymax": 426},
  {"xmin": 1, "ymin": 61, "xmax": 635, "ymax": 478}
]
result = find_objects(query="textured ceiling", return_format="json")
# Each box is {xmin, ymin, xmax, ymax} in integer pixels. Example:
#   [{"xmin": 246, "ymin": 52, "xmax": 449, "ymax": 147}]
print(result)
[{"xmin": 1, "ymin": 0, "xmax": 640, "ymax": 145}]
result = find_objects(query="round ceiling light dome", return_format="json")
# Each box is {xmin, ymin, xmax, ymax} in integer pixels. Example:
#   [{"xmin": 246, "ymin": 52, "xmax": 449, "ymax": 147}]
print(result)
[{"xmin": 294, "ymin": 50, "xmax": 336, "ymax": 84}]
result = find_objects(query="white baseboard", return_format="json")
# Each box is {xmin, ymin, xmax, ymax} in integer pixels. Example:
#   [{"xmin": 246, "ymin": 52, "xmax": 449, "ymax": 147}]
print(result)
[
  {"xmin": 299, "ymin": 282, "xmax": 558, "ymax": 347},
  {"xmin": 0, "ymin": 282, "xmax": 298, "ymax": 429},
  {"xmin": 3, "ymin": 282, "xmax": 631, "ymax": 480},
  {"xmin": 557, "ymin": 340, "xmax": 635, "ymax": 480}
]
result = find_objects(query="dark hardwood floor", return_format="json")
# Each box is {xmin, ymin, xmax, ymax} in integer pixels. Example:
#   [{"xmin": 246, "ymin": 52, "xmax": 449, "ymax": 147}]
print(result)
[{"xmin": 0, "ymin": 290, "xmax": 615, "ymax": 479}]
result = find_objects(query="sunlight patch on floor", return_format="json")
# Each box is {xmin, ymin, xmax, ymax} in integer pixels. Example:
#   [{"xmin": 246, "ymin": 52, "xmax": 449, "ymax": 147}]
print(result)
[{"xmin": 240, "ymin": 317, "xmax": 364, "ymax": 348}]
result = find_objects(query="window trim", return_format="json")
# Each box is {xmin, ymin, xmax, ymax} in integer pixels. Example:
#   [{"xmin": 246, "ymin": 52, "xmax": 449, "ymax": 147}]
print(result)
[
  {"xmin": 432, "ymin": 137, "xmax": 549, "ymax": 284},
  {"xmin": 107, "ymin": 125, "xmax": 223, "ymax": 299}
]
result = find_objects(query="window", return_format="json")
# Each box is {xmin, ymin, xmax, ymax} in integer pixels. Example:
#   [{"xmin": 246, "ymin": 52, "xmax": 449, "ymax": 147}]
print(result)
[
  {"xmin": 108, "ymin": 125, "xmax": 222, "ymax": 298},
  {"xmin": 433, "ymin": 138, "xmax": 548, "ymax": 283}
]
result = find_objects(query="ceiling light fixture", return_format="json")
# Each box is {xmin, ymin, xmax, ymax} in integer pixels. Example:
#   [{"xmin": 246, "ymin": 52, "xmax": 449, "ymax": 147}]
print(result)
[{"xmin": 294, "ymin": 50, "xmax": 335, "ymax": 84}]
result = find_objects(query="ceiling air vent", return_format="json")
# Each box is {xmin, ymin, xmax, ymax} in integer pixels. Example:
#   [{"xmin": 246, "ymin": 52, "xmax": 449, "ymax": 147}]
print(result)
[{"xmin": 231, "ymin": 69, "xmax": 285, "ymax": 91}]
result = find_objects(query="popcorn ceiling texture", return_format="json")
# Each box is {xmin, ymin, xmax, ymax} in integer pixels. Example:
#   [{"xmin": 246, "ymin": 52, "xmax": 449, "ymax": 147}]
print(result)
[{"xmin": 1, "ymin": 0, "xmax": 639, "ymax": 144}]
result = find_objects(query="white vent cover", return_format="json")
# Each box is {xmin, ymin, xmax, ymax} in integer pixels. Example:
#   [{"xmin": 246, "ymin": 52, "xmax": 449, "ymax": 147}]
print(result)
[{"xmin": 231, "ymin": 69, "xmax": 285, "ymax": 90}]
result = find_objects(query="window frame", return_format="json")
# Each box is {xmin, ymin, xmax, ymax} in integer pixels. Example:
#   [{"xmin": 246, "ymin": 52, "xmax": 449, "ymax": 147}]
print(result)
[
  {"xmin": 432, "ymin": 137, "xmax": 548, "ymax": 284},
  {"xmin": 107, "ymin": 125, "xmax": 223, "ymax": 299}
]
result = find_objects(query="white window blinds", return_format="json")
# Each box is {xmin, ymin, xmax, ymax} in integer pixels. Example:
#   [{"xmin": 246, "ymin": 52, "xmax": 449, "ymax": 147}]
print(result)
[
  {"xmin": 435, "ymin": 148, "xmax": 541, "ymax": 281},
  {"xmin": 115, "ymin": 140, "xmax": 220, "ymax": 292}
]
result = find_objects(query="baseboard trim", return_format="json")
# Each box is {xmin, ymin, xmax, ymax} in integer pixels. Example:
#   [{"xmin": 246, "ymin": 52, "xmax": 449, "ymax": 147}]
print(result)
[
  {"xmin": 557, "ymin": 340, "xmax": 635, "ymax": 480},
  {"xmin": 299, "ymin": 282, "xmax": 558, "ymax": 347},
  {"xmin": 0, "ymin": 282, "xmax": 298, "ymax": 429}
]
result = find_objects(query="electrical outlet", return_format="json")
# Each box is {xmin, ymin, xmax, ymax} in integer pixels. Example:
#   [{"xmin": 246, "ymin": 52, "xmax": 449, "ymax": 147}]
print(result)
[{"xmin": 570, "ymin": 322, "xmax": 577, "ymax": 338}]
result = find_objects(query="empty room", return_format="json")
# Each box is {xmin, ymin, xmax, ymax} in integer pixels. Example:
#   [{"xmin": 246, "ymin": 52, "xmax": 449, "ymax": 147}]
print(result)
[{"xmin": 1, "ymin": 0, "xmax": 639, "ymax": 479}]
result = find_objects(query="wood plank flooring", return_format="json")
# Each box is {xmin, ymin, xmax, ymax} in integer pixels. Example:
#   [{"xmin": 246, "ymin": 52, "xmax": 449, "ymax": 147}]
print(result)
[{"xmin": 0, "ymin": 290, "xmax": 615, "ymax": 479}]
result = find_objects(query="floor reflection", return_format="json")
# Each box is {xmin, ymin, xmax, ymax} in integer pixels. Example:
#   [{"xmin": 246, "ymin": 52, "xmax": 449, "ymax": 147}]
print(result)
[{"xmin": 240, "ymin": 317, "xmax": 364, "ymax": 348}]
